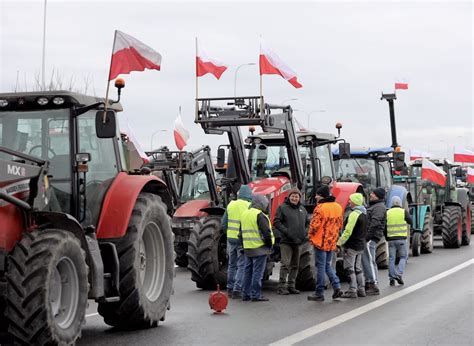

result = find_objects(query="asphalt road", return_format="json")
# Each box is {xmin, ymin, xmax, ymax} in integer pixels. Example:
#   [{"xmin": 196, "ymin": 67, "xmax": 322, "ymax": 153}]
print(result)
[{"xmin": 79, "ymin": 239, "xmax": 473, "ymax": 345}]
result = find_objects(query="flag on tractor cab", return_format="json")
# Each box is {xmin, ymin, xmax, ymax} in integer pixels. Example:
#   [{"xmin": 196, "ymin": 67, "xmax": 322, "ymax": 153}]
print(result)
[
  {"xmin": 467, "ymin": 167, "xmax": 474, "ymax": 184},
  {"xmin": 410, "ymin": 149, "xmax": 432, "ymax": 161},
  {"xmin": 196, "ymin": 40, "xmax": 227, "ymax": 80},
  {"xmin": 395, "ymin": 81, "xmax": 409, "ymax": 90},
  {"xmin": 174, "ymin": 113, "xmax": 190, "ymax": 151},
  {"xmin": 260, "ymin": 40, "xmax": 302, "ymax": 88},
  {"xmin": 421, "ymin": 158, "xmax": 446, "ymax": 186},
  {"xmin": 454, "ymin": 147, "xmax": 474, "ymax": 163},
  {"xmin": 109, "ymin": 30, "xmax": 162, "ymax": 80}
]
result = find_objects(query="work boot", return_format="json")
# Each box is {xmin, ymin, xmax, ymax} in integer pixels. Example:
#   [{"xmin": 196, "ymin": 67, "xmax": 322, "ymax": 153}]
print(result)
[
  {"xmin": 231, "ymin": 290, "xmax": 242, "ymax": 299},
  {"xmin": 288, "ymin": 287, "xmax": 300, "ymax": 295},
  {"xmin": 365, "ymin": 283, "xmax": 380, "ymax": 296},
  {"xmin": 357, "ymin": 289, "xmax": 367, "ymax": 297},
  {"xmin": 307, "ymin": 294, "xmax": 324, "ymax": 301},
  {"xmin": 341, "ymin": 290, "xmax": 357, "ymax": 298},
  {"xmin": 251, "ymin": 296, "xmax": 269, "ymax": 302},
  {"xmin": 332, "ymin": 288, "xmax": 343, "ymax": 300},
  {"xmin": 277, "ymin": 287, "xmax": 290, "ymax": 295},
  {"xmin": 396, "ymin": 276, "xmax": 404, "ymax": 285},
  {"xmin": 227, "ymin": 289, "xmax": 233, "ymax": 296},
  {"xmin": 389, "ymin": 279, "xmax": 395, "ymax": 286}
]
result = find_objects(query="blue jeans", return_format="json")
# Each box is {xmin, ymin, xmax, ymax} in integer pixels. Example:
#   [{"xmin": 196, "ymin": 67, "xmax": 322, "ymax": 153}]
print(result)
[
  {"xmin": 242, "ymin": 255, "xmax": 267, "ymax": 300},
  {"xmin": 314, "ymin": 248, "xmax": 341, "ymax": 296},
  {"xmin": 362, "ymin": 240, "xmax": 378, "ymax": 284},
  {"xmin": 227, "ymin": 239, "xmax": 245, "ymax": 292},
  {"xmin": 388, "ymin": 239, "xmax": 408, "ymax": 279}
]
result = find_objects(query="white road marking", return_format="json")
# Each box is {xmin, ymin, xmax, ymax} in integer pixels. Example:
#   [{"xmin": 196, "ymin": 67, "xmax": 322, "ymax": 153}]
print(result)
[
  {"xmin": 86, "ymin": 313, "xmax": 99, "ymax": 318},
  {"xmin": 270, "ymin": 258, "xmax": 474, "ymax": 346}
]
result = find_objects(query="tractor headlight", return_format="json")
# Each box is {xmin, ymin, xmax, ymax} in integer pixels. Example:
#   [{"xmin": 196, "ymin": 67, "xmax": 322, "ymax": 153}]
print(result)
[
  {"xmin": 0, "ymin": 99, "xmax": 8, "ymax": 107},
  {"xmin": 37, "ymin": 97, "xmax": 49, "ymax": 106},
  {"xmin": 52, "ymin": 96, "xmax": 65, "ymax": 105}
]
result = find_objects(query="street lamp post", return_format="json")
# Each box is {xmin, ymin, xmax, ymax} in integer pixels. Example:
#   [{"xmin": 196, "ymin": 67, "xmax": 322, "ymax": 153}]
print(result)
[
  {"xmin": 281, "ymin": 97, "xmax": 298, "ymax": 105},
  {"xmin": 306, "ymin": 110, "xmax": 326, "ymax": 129},
  {"xmin": 150, "ymin": 129, "xmax": 168, "ymax": 151},
  {"xmin": 234, "ymin": 63, "xmax": 256, "ymax": 97}
]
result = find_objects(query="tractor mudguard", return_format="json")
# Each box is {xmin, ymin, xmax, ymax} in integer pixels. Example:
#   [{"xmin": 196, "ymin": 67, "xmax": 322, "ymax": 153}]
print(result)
[
  {"xmin": 96, "ymin": 172, "xmax": 171, "ymax": 239},
  {"xmin": 200, "ymin": 206, "xmax": 226, "ymax": 217},
  {"xmin": 174, "ymin": 200, "xmax": 211, "ymax": 218},
  {"xmin": 454, "ymin": 188, "xmax": 469, "ymax": 209},
  {"xmin": 417, "ymin": 205, "xmax": 431, "ymax": 231},
  {"xmin": 332, "ymin": 182, "xmax": 363, "ymax": 210},
  {"xmin": 386, "ymin": 185, "xmax": 408, "ymax": 208}
]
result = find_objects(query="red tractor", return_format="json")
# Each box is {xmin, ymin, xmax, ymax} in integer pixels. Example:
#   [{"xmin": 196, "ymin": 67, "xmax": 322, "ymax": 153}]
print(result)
[
  {"xmin": 184, "ymin": 96, "xmax": 362, "ymax": 290},
  {"xmin": 0, "ymin": 87, "xmax": 174, "ymax": 344}
]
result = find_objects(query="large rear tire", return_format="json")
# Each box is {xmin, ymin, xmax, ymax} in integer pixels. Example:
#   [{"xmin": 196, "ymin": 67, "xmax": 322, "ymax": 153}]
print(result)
[
  {"xmin": 420, "ymin": 213, "xmax": 434, "ymax": 254},
  {"xmin": 295, "ymin": 243, "xmax": 315, "ymax": 291},
  {"xmin": 471, "ymin": 207, "xmax": 474, "ymax": 234},
  {"xmin": 411, "ymin": 232, "xmax": 421, "ymax": 257},
  {"xmin": 6, "ymin": 229, "xmax": 88, "ymax": 345},
  {"xmin": 461, "ymin": 205, "xmax": 471, "ymax": 246},
  {"xmin": 187, "ymin": 217, "xmax": 227, "ymax": 289},
  {"xmin": 98, "ymin": 193, "xmax": 174, "ymax": 328},
  {"xmin": 376, "ymin": 238, "xmax": 388, "ymax": 269},
  {"xmin": 441, "ymin": 205, "xmax": 462, "ymax": 248}
]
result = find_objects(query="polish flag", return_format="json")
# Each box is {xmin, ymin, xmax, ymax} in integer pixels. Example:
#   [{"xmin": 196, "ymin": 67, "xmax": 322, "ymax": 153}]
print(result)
[
  {"xmin": 410, "ymin": 149, "xmax": 432, "ymax": 161},
  {"xmin": 454, "ymin": 147, "xmax": 474, "ymax": 163},
  {"xmin": 196, "ymin": 40, "xmax": 227, "ymax": 80},
  {"xmin": 174, "ymin": 114, "xmax": 190, "ymax": 151},
  {"xmin": 260, "ymin": 40, "xmax": 302, "ymax": 88},
  {"xmin": 109, "ymin": 30, "xmax": 162, "ymax": 81},
  {"xmin": 121, "ymin": 124, "xmax": 149, "ymax": 165},
  {"xmin": 395, "ymin": 80, "xmax": 409, "ymax": 90},
  {"xmin": 467, "ymin": 167, "xmax": 474, "ymax": 184},
  {"xmin": 421, "ymin": 158, "xmax": 446, "ymax": 186}
]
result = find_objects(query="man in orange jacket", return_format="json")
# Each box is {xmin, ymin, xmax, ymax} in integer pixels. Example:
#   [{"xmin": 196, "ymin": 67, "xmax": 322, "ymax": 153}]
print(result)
[{"xmin": 307, "ymin": 185, "xmax": 344, "ymax": 301}]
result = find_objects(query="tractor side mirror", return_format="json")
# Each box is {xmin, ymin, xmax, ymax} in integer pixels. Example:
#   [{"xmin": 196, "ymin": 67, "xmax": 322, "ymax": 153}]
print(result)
[
  {"xmin": 455, "ymin": 167, "xmax": 464, "ymax": 178},
  {"xmin": 393, "ymin": 151, "xmax": 406, "ymax": 172},
  {"xmin": 338, "ymin": 142, "xmax": 351, "ymax": 159},
  {"xmin": 96, "ymin": 110, "xmax": 117, "ymax": 138},
  {"xmin": 217, "ymin": 148, "xmax": 226, "ymax": 168}
]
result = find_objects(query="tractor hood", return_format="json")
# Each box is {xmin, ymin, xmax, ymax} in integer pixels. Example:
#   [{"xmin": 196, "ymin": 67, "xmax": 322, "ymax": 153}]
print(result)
[
  {"xmin": 248, "ymin": 176, "xmax": 291, "ymax": 198},
  {"xmin": 174, "ymin": 199, "xmax": 211, "ymax": 218}
]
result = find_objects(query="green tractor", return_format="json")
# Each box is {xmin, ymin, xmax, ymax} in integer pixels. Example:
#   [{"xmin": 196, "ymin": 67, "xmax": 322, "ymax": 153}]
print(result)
[{"xmin": 408, "ymin": 159, "xmax": 471, "ymax": 248}]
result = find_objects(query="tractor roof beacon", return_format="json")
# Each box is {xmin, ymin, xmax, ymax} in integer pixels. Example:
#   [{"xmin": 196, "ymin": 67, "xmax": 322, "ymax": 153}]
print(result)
[{"xmin": 0, "ymin": 86, "xmax": 174, "ymax": 344}]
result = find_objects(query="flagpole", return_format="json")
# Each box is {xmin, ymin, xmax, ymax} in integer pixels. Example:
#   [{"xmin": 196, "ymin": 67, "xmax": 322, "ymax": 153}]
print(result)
[
  {"xmin": 259, "ymin": 36, "xmax": 263, "ymax": 116},
  {"xmin": 104, "ymin": 30, "xmax": 118, "ymax": 120},
  {"xmin": 195, "ymin": 37, "xmax": 199, "ymax": 119}
]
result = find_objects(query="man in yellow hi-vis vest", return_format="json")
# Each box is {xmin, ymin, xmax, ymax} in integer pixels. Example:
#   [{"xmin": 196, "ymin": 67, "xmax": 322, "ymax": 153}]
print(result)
[
  {"xmin": 240, "ymin": 194, "xmax": 274, "ymax": 302},
  {"xmin": 385, "ymin": 196, "xmax": 412, "ymax": 286},
  {"xmin": 222, "ymin": 185, "xmax": 252, "ymax": 298}
]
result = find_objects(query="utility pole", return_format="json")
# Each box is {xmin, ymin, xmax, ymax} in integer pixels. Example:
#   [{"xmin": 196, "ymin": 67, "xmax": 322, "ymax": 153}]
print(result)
[{"xmin": 41, "ymin": 0, "xmax": 47, "ymax": 90}]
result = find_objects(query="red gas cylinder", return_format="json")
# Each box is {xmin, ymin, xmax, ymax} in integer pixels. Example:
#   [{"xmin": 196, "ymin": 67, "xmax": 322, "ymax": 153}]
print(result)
[{"xmin": 208, "ymin": 284, "xmax": 228, "ymax": 313}]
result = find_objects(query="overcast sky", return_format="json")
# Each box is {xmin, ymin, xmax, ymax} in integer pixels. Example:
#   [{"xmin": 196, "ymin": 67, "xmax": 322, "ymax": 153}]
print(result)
[{"xmin": 0, "ymin": 0, "xmax": 472, "ymax": 159}]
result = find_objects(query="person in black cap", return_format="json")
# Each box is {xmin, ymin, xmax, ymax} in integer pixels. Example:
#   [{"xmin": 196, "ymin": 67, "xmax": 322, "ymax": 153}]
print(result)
[{"xmin": 361, "ymin": 187, "xmax": 386, "ymax": 295}]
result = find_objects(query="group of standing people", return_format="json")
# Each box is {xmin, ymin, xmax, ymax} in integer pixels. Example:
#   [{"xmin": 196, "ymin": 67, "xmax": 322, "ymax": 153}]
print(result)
[{"xmin": 222, "ymin": 183, "xmax": 412, "ymax": 302}]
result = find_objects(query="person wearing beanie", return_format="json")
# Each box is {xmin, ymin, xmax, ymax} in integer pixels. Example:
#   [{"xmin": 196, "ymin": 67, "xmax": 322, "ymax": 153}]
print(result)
[
  {"xmin": 361, "ymin": 187, "xmax": 387, "ymax": 295},
  {"xmin": 385, "ymin": 195, "xmax": 412, "ymax": 286},
  {"xmin": 222, "ymin": 185, "xmax": 252, "ymax": 298},
  {"xmin": 274, "ymin": 188, "xmax": 309, "ymax": 295},
  {"xmin": 337, "ymin": 192, "xmax": 368, "ymax": 298},
  {"xmin": 307, "ymin": 185, "xmax": 343, "ymax": 302}
]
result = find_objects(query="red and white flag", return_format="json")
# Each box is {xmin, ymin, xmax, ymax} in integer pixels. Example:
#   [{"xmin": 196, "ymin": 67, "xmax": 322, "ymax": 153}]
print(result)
[
  {"xmin": 196, "ymin": 40, "xmax": 227, "ymax": 80},
  {"xmin": 395, "ymin": 80, "xmax": 409, "ymax": 90},
  {"xmin": 410, "ymin": 149, "xmax": 432, "ymax": 161},
  {"xmin": 421, "ymin": 158, "xmax": 446, "ymax": 186},
  {"xmin": 454, "ymin": 147, "xmax": 474, "ymax": 163},
  {"xmin": 260, "ymin": 40, "xmax": 302, "ymax": 88},
  {"xmin": 174, "ymin": 113, "xmax": 190, "ymax": 151},
  {"xmin": 109, "ymin": 30, "xmax": 162, "ymax": 81},
  {"xmin": 121, "ymin": 123, "xmax": 149, "ymax": 165},
  {"xmin": 467, "ymin": 167, "xmax": 474, "ymax": 184}
]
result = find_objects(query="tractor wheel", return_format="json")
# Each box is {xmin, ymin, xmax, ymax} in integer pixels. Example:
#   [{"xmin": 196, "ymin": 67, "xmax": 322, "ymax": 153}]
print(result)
[
  {"xmin": 461, "ymin": 205, "xmax": 471, "ymax": 246},
  {"xmin": 98, "ymin": 193, "xmax": 174, "ymax": 328},
  {"xmin": 411, "ymin": 232, "xmax": 421, "ymax": 257},
  {"xmin": 420, "ymin": 213, "xmax": 434, "ymax": 254},
  {"xmin": 376, "ymin": 238, "xmax": 388, "ymax": 269},
  {"xmin": 471, "ymin": 207, "xmax": 474, "ymax": 234},
  {"xmin": 441, "ymin": 205, "xmax": 462, "ymax": 248},
  {"xmin": 174, "ymin": 242, "xmax": 189, "ymax": 267},
  {"xmin": 187, "ymin": 217, "xmax": 227, "ymax": 289},
  {"xmin": 295, "ymin": 243, "xmax": 315, "ymax": 291},
  {"xmin": 6, "ymin": 229, "xmax": 88, "ymax": 345}
]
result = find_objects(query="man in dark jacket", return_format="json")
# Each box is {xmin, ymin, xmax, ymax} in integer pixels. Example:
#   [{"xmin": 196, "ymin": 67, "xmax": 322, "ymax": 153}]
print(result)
[
  {"xmin": 274, "ymin": 188, "xmax": 308, "ymax": 295},
  {"xmin": 240, "ymin": 194, "xmax": 274, "ymax": 302},
  {"xmin": 337, "ymin": 193, "xmax": 368, "ymax": 298},
  {"xmin": 362, "ymin": 187, "xmax": 386, "ymax": 295},
  {"xmin": 385, "ymin": 196, "xmax": 412, "ymax": 286}
]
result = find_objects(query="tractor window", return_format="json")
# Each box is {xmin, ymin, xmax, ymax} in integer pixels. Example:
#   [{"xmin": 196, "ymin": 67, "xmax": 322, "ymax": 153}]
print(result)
[
  {"xmin": 180, "ymin": 171, "xmax": 211, "ymax": 202},
  {"xmin": 78, "ymin": 111, "xmax": 119, "ymax": 226},
  {"xmin": 315, "ymin": 145, "xmax": 334, "ymax": 179},
  {"xmin": 249, "ymin": 144, "xmax": 291, "ymax": 180},
  {"xmin": 335, "ymin": 158, "xmax": 377, "ymax": 191},
  {"xmin": 378, "ymin": 161, "xmax": 392, "ymax": 188}
]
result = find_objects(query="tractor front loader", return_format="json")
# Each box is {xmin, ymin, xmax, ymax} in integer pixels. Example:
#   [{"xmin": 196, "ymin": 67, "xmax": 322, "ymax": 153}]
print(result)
[{"xmin": 0, "ymin": 86, "xmax": 174, "ymax": 344}]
